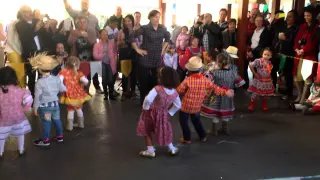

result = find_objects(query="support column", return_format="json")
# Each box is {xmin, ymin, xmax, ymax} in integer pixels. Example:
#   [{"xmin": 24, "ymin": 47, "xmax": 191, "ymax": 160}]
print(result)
[
  {"xmin": 159, "ymin": 0, "xmax": 166, "ymax": 24},
  {"xmin": 197, "ymin": 4, "xmax": 201, "ymax": 15},
  {"xmin": 271, "ymin": 0, "xmax": 281, "ymax": 16},
  {"xmin": 293, "ymin": 0, "xmax": 305, "ymax": 15},
  {"xmin": 227, "ymin": 4, "xmax": 232, "ymax": 21},
  {"xmin": 236, "ymin": 0, "xmax": 249, "ymax": 76}
]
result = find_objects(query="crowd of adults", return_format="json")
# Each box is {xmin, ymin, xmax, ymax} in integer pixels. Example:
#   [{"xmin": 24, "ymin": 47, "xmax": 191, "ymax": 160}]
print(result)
[{"xmin": 1, "ymin": 0, "xmax": 320, "ymax": 109}]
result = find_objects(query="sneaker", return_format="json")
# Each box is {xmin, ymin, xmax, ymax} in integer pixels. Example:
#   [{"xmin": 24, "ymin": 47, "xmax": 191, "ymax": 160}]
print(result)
[
  {"xmin": 200, "ymin": 137, "xmax": 208, "ymax": 143},
  {"xmin": 55, "ymin": 136, "xmax": 64, "ymax": 143},
  {"xmin": 33, "ymin": 139, "xmax": 50, "ymax": 147},
  {"xmin": 139, "ymin": 150, "xmax": 156, "ymax": 158},
  {"xmin": 18, "ymin": 150, "xmax": 26, "ymax": 156},
  {"xmin": 168, "ymin": 148, "xmax": 179, "ymax": 156},
  {"xmin": 0, "ymin": 152, "xmax": 3, "ymax": 160},
  {"xmin": 281, "ymin": 95, "xmax": 288, "ymax": 100}
]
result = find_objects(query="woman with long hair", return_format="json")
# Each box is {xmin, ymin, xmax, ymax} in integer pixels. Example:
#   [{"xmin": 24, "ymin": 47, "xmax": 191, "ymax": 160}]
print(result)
[
  {"xmin": 292, "ymin": 7, "xmax": 318, "ymax": 109},
  {"xmin": 118, "ymin": 14, "xmax": 136, "ymax": 101}
]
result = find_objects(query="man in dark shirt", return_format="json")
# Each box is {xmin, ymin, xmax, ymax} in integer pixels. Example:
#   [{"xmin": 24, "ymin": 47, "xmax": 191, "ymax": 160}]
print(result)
[
  {"xmin": 103, "ymin": 6, "xmax": 123, "ymax": 30},
  {"xmin": 16, "ymin": 5, "xmax": 41, "ymax": 97},
  {"xmin": 216, "ymin": 8, "xmax": 228, "ymax": 32}
]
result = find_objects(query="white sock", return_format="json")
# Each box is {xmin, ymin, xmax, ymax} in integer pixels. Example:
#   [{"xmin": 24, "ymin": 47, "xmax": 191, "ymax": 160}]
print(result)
[
  {"xmin": 147, "ymin": 146, "xmax": 155, "ymax": 153},
  {"xmin": 212, "ymin": 117, "xmax": 219, "ymax": 124},
  {"xmin": 168, "ymin": 143, "xmax": 177, "ymax": 151},
  {"xmin": 76, "ymin": 108, "xmax": 84, "ymax": 118},
  {"xmin": 17, "ymin": 135, "xmax": 24, "ymax": 151},
  {"xmin": 67, "ymin": 110, "xmax": 75, "ymax": 119},
  {"xmin": 0, "ymin": 139, "xmax": 5, "ymax": 153}
]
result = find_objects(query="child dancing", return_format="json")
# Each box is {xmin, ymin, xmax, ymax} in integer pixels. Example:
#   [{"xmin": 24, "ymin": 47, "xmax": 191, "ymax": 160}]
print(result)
[
  {"xmin": 137, "ymin": 67, "xmax": 181, "ymax": 158},
  {"xmin": 201, "ymin": 53, "xmax": 245, "ymax": 136},
  {"xmin": 59, "ymin": 56, "xmax": 91, "ymax": 131},
  {"xmin": 31, "ymin": 53, "xmax": 67, "ymax": 146},
  {"xmin": 177, "ymin": 57, "xmax": 234, "ymax": 144},
  {"xmin": 163, "ymin": 42, "xmax": 178, "ymax": 70},
  {"xmin": 0, "ymin": 67, "xmax": 33, "ymax": 158},
  {"xmin": 248, "ymin": 48, "xmax": 275, "ymax": 111}
]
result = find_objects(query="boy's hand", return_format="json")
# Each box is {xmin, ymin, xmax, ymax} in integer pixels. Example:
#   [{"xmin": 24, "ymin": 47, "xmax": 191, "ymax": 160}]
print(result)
[{"xmin": 226, "ymin": 89, "xmax": 234, "ymax": 97}]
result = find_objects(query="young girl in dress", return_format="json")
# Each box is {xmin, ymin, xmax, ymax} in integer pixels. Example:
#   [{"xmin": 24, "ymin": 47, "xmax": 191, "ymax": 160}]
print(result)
[
  {"xmin": 59, "ymin": 56, "xmax": 91, "ymax": 131},
  {"xmin": 176, "ymin": 26, "xmax": 190, "ymax": 56},
  {"xmin": 0, "ymin": 67, "xmax": 33, "ymax": 158},
  {"xmin": 178, "ymin": 37, "xmax": 204, "ymax": 81},
  {"xmin": 201, "ymin": 53, "xmax": 245, "ymax": 136},
  {"xmin": 248, "ymin": 48, "xmax": 275, "ymax": 111},
  {"xmin": 163, "ymin": 42, "xmax": 178, "ymax": 70},
  {"xmin": 136, "ymin": 67, "xmax": 181, "ymax": 158}
]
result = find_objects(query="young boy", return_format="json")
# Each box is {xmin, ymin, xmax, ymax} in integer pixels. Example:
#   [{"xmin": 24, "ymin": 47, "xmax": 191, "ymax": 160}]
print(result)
[
  {"xmin": 176, "ymin": 56, "xmax": 234, "ymax": 144},
  {"xmin": 31, "ymin": 53, "xmax": 67, "ymax": 146}
]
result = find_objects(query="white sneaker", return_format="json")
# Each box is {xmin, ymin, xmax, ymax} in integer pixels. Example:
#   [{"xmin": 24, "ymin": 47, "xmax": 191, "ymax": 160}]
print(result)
[
  {"xmin": 78, "ymin": 117, "xmax": 84, "ymax": 129},
  {"xmin": 139, "ymin": 150, "xmax": 156, "ymax": 158}
]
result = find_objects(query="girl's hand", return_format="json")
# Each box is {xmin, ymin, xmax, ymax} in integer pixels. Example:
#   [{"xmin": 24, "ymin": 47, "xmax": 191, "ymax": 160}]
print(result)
[
  {"xmin": 137, "ymin": 49, "xmax": 148, "ymax": 56},
  {"xmin": 225, "ymin": 89, "xmax": 234, "ymax": 97},
  {"xmin": 34, "ymin": 109, "xmax": 39, "ymax": 116}
]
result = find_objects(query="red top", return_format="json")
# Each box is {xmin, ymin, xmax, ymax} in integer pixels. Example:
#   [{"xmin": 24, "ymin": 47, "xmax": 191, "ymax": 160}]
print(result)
[
  {"xmin": 179, "ymin": 46, "xmax": 204, "ymax": 71},
  {"xmin": 293, "ymin": 23, "xmax": 318, "ymax": 77}
]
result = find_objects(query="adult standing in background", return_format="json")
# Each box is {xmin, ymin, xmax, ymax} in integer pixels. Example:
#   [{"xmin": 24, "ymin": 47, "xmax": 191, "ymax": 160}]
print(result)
[
  {"xmin": 217, "ymin": 8, "xmax": 228, "ymax": 32},
  {"xmin": 5, "ymin": 12, "xmax": 23, "ymax": 87},
  {"xmin": 64, "ymin": 0, "xmax": 102, "ymax": 93},
  {"xmin": 16, "ymin": 5, "xmax": 43, "ymax": 97},
  {"xmin": 129, "ymin": 10, "xmax": 170, "ymax": 105},
  {"xmin": 63, "ymin": 0, "xmax": 99, "ymax": 44},
  {"xmin": 222, "ymin": 19, "xmax": 237, "ymax": 49},
  {"xmin": 104, "ymin": 6, "xmax": 123, "ymax": 30},
  {"xmin": 0, "ymin": 23, "xmax": 5, "ymax": 68}
]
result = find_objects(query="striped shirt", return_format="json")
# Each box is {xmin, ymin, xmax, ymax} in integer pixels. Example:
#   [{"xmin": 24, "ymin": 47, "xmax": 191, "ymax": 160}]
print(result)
[{"xmin": 176, "ymin": 74, "xmax": 228, "ymax": 114}]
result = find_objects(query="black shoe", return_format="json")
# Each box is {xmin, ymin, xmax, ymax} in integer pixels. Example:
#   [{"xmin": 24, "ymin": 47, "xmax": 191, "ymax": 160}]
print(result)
[
  {"xmin": 33, "ymin": 139, "xmax": 50, "ymax": 147},
  {"xmin": 109, "ymin": 95, "xmax": 116, "ymax": 100}
]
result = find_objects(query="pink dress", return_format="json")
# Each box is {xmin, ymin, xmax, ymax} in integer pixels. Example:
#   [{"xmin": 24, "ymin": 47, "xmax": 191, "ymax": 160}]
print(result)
[
  {"xmin": 136, "ymin": 86, "xmax": 179, "ymax": 146},
  {"xmin": 0, "ymin": 86, "xmax": 33, "ymax": 140}
]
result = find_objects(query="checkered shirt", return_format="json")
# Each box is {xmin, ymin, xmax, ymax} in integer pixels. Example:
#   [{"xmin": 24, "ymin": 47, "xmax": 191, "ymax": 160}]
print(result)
[
  {"xmin": 176, "ymin": 74, "xmax": 227, "ymax": 114},
  {"xmin": 129, "ymin": 23, "xmax": 170, "ymax": 68},
  {"xmin": 203, "ymin": 30, "xmax": 209, "ymax": 52}
]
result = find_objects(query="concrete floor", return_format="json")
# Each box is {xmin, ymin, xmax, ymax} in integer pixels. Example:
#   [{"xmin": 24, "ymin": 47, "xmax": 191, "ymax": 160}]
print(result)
[{"xmin": 1, "ymin": 89, "xmax": 320, "ymax": 180}]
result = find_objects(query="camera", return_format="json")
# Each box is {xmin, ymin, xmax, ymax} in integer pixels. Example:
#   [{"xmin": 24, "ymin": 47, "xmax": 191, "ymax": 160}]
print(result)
[{"xmin": 298, "ymin": 38, "xmax": 307, "ymax": 46}]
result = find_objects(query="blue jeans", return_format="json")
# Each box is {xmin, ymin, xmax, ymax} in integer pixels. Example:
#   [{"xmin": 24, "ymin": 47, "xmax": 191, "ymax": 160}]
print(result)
[
  {"xmin": 179, "ymin": 111, "xmax": 206, "ymax": 141},
  {"xmin": 39, "ymin": 106, "xmax": 63, "ymax": 140}
]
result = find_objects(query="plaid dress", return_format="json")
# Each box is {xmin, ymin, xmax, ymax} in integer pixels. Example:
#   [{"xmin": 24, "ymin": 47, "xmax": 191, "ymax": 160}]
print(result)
[
  {"xmin": 201, "ymin": 68, "xmax": 245, "ymax": 121},
  {"xmin": 136, "ymin": 86, "xmax": 178, "ymax": 146}
]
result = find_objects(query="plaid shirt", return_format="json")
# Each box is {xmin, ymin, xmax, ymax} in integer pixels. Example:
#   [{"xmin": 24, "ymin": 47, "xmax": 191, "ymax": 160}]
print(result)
[
  {"xmin": 129, "ymin": 23, "xmax": 170, "ymax": 68},
  {"xmin": 176, "ymin": 74, "xmax": 228, "ymax": 114}
]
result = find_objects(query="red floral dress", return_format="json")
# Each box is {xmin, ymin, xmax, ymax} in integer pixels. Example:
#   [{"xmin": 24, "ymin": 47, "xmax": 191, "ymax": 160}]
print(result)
[
  {"xmin": 59, "ymin": 69, "xmax": 91, "ymax": 106},
  {"xmin": 248, "ymin": 58, "xmax": 274, "ymax": 96}
]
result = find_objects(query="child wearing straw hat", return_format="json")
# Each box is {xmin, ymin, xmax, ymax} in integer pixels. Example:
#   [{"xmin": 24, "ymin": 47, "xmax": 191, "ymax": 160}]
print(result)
[
  {"xmin": 30, "ymin": 53, "xmax": 67, "ymax": 147},
  {"xmin": 177, "ymin": 56, "xmax": 234, "ymax": 144}
]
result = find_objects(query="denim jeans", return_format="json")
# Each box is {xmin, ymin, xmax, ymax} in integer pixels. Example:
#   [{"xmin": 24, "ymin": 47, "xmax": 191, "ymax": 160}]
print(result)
[
  {"xmin": 39, "ymin": 106, "xmax": 63, "ymax": 140},
  {"xmin": 102, "ymin": 62, "xmax": 117, "ymax": 97},
  {"xmin": 179, "ymin": 111, "xmax": 206, "ymax": 141}
]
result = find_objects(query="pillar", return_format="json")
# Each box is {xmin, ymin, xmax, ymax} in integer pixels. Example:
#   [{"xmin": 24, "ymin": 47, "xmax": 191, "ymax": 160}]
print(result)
[
  {"xmin": 159, "ymin": 0, "xmax": 166, "ymax": 24},
  {"xmin": 293, "ymin": 0, "xmax": 305, "ymax": 15},
  {"xmin": 227, "ymin": 4, "xmax": 232, "ymax": 21},
  {"xmin": 236, "ymin": 0, "xmax": 249, "ymax": 76},
  {"xmin": 197, "ymin": 4, "xmax": 201, "ymax": 15},
  {"xmin": 271, "ymin": 0, "xmax": 281, "ymax": 15}
]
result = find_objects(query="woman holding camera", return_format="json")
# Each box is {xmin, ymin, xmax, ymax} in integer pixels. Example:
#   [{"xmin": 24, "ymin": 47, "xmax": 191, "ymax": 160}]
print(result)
[{"xmin": 293, "ymin": 8, "xmax": 318, "ymax": 106}]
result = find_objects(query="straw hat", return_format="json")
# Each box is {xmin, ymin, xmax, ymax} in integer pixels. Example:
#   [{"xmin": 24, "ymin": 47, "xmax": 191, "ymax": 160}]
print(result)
[
  {"xmin": 185, "ymin": 56, "xmax": 203, "ymax": 71},
  {"xmin": 226, "ymin": 46, "xmax": 239, "ymax": 58},
  {"xmin": 29, "ymin": 52, "xmax": 61, "ymax": 71}
]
